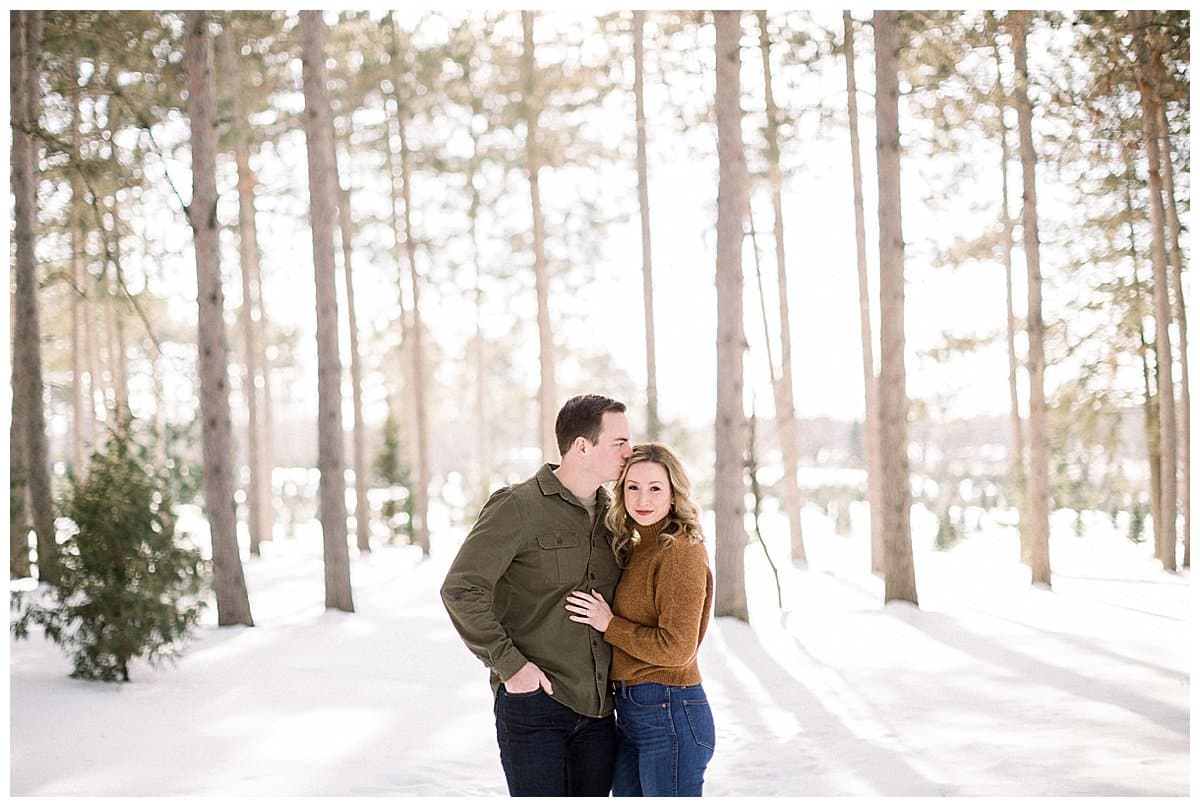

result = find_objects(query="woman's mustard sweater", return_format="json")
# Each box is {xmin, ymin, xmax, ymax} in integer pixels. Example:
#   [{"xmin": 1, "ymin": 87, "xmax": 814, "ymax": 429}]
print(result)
[{"xmin": 604, "ymin": 518, "xmax": 714, "ymax": 686}]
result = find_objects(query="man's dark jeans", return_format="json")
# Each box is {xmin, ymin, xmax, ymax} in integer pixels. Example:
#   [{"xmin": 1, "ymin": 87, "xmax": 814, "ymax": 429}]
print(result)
[{"xmin": 494, "ymin": 685, "xmax": 617, "ymax": 796}]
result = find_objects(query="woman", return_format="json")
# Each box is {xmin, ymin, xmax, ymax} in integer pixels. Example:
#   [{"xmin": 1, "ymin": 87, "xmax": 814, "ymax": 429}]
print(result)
[{"xmin": 565, "ymin": 442, "xmax": 715, "ymax": 797}]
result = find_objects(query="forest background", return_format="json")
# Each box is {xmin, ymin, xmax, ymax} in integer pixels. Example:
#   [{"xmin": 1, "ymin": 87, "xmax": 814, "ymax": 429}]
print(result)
[{"xmin": 6, "ymin": 8, "xmax": 1190, "ymax": 624}]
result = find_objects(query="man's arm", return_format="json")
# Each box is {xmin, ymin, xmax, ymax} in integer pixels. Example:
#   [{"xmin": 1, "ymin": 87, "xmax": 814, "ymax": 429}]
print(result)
[{"xmin": 440, "ymin": 489, "xmax": 542, "ymax": 687}]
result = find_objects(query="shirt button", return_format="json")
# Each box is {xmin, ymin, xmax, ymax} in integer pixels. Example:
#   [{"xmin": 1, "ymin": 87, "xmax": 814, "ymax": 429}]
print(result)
[
  {"xmin": 589, "ymin": 573, "xmax": 595, "ymax": 580},
  {"xmin": 556, "ymin": 537, "xmax": 563, "ymax": 545}
]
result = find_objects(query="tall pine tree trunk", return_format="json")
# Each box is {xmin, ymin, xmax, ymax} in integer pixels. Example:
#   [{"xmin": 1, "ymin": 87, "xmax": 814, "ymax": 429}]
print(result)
[
  {"xmin": 633, "ymin": 10, "xmax": 660, "ymax": 441},
  {"xmin": 522, "ymin": 11, "xmax": 558, "ymax": 463},
  {"xmin": 384, "ymin": 18, "xmax": 432, "ymax": 557},
  {"xmin": 1157, "ymin": 105, "xmax": 1189, "ymax": 567},
  {"xmin": 992, "ymin": 30, "xmax": 1028, "ymax": 564},
  {"xmin": 300, "ymin": 9, "xmax": 354, "ymax": 610},
  {"xmin": 85, "ymin": 265, "xmax": 104, "ymax": 446},
  {"xmin": 1011, "ymin": 11, "xmax": 1051, "ymax": 587},
  {"xmin": 10, "ymin": 12, "xmax": 34, "ymax": 579},
  {"xmin": 69, "ymin": 48, "xmax": 89, "ymax": 475},
  {"xmin": 383, "ymin": 12, "xmax": 416, "ymax": 499},
  {"xmin": 338, "ymin": 177, "xmax": 372, "ymax": 553},
  {"xmin": 713, "ymin": 9, "xmax": 749, "ymax": 622},
  {"xmin": 757, "ymin": 9, "xmax": 806, "ymax": 568},
  {"xmin": 221, "ymin": 21, "xmax": 270, "ymax": 557},
  {"xmin": 844, "ymin": 11, "xmax": 884, "ymax": 577},
  {"xmin": 12, "ymin": 10, "xmax": 57, "ymax": 584},
  {"xmin": 104, "ymin": 284, "xmax": 120, "ymax": 421},
  {"xmin": 1131, "ymin": 11, "xmax": 1177, "ymax": 571},
  {"xmin": 1127, "ymin": 172, "xmax": 1164, "ymax": 548},
  {"xmin": 873, "ymin": 10, "xmax": 918, "ymax": 606},
  {"xmin": 185, "ymin": 9, "xmax": 253, "ymax": 626},
  {"xmin": 468, "ymin": 129, "xmax": 492, "ymax": 504},
  {"xmin": 394, "ymin": 88, "xmax": 431, "ymax": 558},
  {"xmin": 112, "ymin": 227, "xmax": 130, "ymax": 419}
]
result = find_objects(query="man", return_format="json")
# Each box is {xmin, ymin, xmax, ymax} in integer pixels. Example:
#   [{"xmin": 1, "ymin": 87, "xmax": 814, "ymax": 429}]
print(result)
[{"xmin": 441, "ymin": 394, "xmax": 633, "ymax": 796}]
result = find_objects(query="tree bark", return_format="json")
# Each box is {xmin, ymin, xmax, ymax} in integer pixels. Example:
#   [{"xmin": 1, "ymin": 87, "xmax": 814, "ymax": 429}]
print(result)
[
  {"xmin": 220, "ymin": 22, "xmax": 270, "ymax": 558},
  {"xmin": 185, "ymin": 10, "xmax": 253, "ymax": 626},
  {"xmin": 633, "ymin": 10, "xmax": 660, "ymax": 441},
  {"xmin": 112, "ymin": 220, "xmax": 130, "ymax": 420},
  {"xmin": 992, "ymin": 30, "xmax": 1028, "ymax": 565},
  {"xmin": 10, "ymin": 13, "xmax": 34, "ymax": 579},
  {"xmin": 382, "ymin": 13, "xmax": 415, "ymax": 487},
  {"xmin": 1157, "ymin": 104, "xmax": 1189, "ymax": 567},
  {"xmin": 1127, "ymin": 170, "xmax": 1163, "ymax": 550},
  {"xmin": 338, "ymin": 177, "xmax": 372, "ymax": 553},
  {"xmin": 85, "ymin": 259, "xmax": 104, "ymax": 447},
  {"xmin": 713, "ymin": 10, "xmax": 749, "ymax": 622},
  {"xmin": 468, "ymin": 120, "xmax": 492, "ymax": 506},
  {"xmin": 522, "ymin": 11, "xmax": 558, "ymax": 463},
  {"xmin": 1131, "ymin": 10, "xmax": 1177, "ymax": 571},
  {"xmin": 395, "ymin": 90, "xmax": 431, "ymax": 558},
  {"xmin": 397, "ymin": 124, "xmax": 431, "ymax": 556},
  {"xmin": 1011, "ymin": 11, "xmax": 1051, "ymax": 586},
  {"xmin": 757, "ymin": 10, "xmax": 807, "ymax": 568},
  {"xmin": 69, "ymin": 47, "xmax": 89, "ymax": 475},
  {"xmin": 300, "ymin": 9, "xmax": 355, "ymax": 610},
  {"xmin": 844, "ymin": 11, "xmax": 884, "ymax": 578},
  {"xmin": 873, "ymin": 10, "xmax": 918, "ymax": 606},
  {"xmin": 12, "ymin": 10, "xmax": 58, "ymax": 584}
]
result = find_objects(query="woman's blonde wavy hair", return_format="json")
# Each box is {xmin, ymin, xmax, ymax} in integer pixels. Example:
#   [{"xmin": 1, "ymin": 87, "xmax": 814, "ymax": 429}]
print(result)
[{"xmin": 606, "ymin": 442, "xmax": 704, "ymax": 568}]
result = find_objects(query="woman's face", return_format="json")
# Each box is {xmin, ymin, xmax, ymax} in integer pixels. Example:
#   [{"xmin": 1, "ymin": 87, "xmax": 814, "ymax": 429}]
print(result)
[{"xmin": 623, "ymin": 461, "xmax": 672, "ymax": 527}]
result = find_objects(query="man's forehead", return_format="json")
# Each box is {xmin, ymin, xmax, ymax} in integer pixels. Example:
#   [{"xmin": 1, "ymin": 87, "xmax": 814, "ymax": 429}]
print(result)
[{"xmin": 599, "ymin": 411, "xmax": 630, "ymax": 440}]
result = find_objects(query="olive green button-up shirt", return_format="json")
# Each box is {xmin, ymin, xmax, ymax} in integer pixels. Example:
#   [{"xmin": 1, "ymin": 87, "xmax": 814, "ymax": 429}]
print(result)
[{"xmin": 441, "ymin": 463, "xmax": 621, "ymax": 718}]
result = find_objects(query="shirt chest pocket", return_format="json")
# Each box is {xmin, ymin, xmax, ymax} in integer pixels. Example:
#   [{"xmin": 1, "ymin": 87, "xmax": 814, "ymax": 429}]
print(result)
[{"xmin": 536, "ymin": 534, "xmax": 584, "ymax": 584}]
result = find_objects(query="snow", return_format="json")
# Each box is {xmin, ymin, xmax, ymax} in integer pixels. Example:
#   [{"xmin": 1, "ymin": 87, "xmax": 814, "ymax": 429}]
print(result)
[{"xmin": 8, "ymin": 504, "xmax": 1192, "ymax": 797}]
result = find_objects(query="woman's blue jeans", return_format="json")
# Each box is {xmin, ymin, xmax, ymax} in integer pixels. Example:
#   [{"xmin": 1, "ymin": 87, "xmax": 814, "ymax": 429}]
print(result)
[{"xmin": 613, "ymin": 681, "xmax": 715, "ymax": 796}]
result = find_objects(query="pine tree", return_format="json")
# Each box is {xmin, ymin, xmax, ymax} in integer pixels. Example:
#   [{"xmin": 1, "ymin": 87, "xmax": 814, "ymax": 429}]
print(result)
[
  {"xmin": 11, "ymin": 421, "xmax": 207, "ymax": 682},
  {"xmin": 713, "ymin": 9, "xmax": 750, "ymax": 622},
  {"xmin": 874, "ymin": 10, "xmax": 918, "ymax": 606}
]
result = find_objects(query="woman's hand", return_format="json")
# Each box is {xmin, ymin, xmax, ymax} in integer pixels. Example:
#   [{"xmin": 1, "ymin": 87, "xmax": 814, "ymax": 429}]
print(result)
[{"xmin": 565, "ymin": 589, "xmax": 613, "ymax": 632}]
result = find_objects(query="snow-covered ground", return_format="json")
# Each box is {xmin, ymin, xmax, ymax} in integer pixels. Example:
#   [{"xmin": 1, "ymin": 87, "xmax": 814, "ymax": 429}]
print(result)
[{"xmin": 8, "ymin": 503, "xmax": 1191, "ymax": 797}]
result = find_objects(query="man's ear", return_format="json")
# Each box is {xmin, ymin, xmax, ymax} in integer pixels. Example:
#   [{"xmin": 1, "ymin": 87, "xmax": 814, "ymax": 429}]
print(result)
[{"xmin": 574, "ymin": 435, "xmax": 590, "ymax": 455}]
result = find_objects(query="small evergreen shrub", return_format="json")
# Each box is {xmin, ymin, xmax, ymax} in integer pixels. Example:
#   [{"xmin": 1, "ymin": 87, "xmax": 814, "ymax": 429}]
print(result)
[
  {"xmin": 373, "ymin": 410, "xmax": 414, "ymax": 544},
  {"xmin": 935, "ymin": 503, "xmax": 959, "ymax": 550},
  {"xmin": 1128, "ymin": 500, "xmax": 1147, "ymax": 544},
  {"xmin": 11, "ymin": 423, "xmax": 208, "ymax": 682}
]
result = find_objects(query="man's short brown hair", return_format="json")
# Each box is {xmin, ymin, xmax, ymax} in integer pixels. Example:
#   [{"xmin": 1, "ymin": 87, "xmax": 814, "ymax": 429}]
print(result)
[{"xmin": 555, "ymin": 394, "xmax": 626, "ymax": 456}]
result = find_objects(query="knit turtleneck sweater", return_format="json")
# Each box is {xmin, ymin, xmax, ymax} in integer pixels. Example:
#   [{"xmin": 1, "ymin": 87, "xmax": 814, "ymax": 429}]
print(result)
[{"xmin": 604, "ymin": 517, "xmax": 714, "ymax": 687}]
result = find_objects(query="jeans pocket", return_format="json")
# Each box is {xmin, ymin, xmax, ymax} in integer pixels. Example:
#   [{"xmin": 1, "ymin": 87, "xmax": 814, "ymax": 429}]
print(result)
[
  {"xmin": 625, "ymin": 683, "xmax": 667, "ymax": 709},
  {"xmin": 683, "ymin": 700, "xmax": 716, "ymax": 752},
  {"xmin": 503, "ymin": 684, "xmax": 544, "ymax": 699}
]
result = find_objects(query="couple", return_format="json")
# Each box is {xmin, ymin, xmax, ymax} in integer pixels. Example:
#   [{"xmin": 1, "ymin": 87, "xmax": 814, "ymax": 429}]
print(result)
[{"xmin": 441, "ymin": 394, "xmax": 716, "ymax": 797}]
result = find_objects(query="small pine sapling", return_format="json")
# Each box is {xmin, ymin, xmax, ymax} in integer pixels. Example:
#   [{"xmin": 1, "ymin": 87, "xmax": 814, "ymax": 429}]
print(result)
[{"xmin": 11, "ymin": 422, "xmax": 208, "ymax": 682}]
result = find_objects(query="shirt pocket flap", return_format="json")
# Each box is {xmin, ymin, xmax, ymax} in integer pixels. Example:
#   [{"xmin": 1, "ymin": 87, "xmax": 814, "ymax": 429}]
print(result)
[{"xmin": 536, "ymin": 534, "xmax": 579, "ymax": 550}]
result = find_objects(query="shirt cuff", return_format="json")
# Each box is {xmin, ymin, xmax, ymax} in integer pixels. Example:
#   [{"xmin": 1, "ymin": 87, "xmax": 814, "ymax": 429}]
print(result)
[{"xmin": 492, "ymin": 646, "xmax": 529, "ymax": 682}]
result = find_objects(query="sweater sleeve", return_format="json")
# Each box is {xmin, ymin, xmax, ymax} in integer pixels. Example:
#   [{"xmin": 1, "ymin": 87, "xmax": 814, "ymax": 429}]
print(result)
[
  {"xmin": 603, "ymin": 541, "xmax": 709, "ymax": 668},
  {"xmin": 439, "ymin": 488, "xmax": 529, "ymax": 682}
]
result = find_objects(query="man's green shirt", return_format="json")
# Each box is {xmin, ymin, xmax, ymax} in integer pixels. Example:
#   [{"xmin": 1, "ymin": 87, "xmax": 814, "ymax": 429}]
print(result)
[{"xmin": 441, "ymin": 464, "xmax": 621, "ymax": 718}]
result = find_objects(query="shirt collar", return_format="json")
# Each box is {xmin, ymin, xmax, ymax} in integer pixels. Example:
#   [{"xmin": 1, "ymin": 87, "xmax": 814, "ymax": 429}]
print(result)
[{"xmin": 536, "ymin": 463, "xmax": 611, "ymax": 511}]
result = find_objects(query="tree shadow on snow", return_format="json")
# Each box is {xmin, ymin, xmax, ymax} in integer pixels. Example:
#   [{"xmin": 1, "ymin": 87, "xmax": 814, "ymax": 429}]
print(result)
[{"xmin": 705, "ymin": 617, "xmax": 957, "ymax": 796}]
